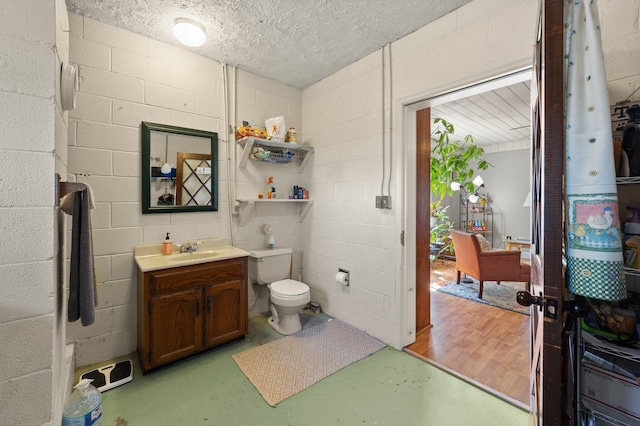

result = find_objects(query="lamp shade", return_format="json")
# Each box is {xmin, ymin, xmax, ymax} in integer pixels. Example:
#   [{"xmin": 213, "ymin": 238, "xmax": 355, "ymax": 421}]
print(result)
[
  {"xmin": 472, "ymin": 175, "xmax": 484, "ymax": 187},
  {"xmin": 450, "ymin": 181, "xmax": 462, "ymax": 191},
  {"xmin": 468, "ymin": 193, "xmax": 480, "ymax": 203},
  {"xmin": 523, "ymin": 191, "xmax": 532, "ymax": 207},
  {"xmin": 173, "ymin": 18, "xmax": 206, "ymax": 47}
]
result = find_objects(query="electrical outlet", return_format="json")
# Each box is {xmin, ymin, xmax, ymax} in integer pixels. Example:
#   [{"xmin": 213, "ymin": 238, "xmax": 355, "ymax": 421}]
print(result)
[{"xmin": 376, "ymin": 196, "xmax": 392, "ymax": 209}]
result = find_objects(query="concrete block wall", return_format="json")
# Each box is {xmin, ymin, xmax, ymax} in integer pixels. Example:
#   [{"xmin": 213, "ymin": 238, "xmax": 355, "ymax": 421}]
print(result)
[
  {"xmin": 301, "ymin": 0, "xmax": 539, "ymax": 348},
  {"xmin": 66, "ymin": 13, "xmax": 303, "ymax": 367},
  {"xmin": 0, "ymin": 0, "xmax": 62, "ymax": 424}
]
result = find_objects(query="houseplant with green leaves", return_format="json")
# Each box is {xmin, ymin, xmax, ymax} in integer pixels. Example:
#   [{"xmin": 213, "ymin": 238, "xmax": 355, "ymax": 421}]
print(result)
[
  {"xmin": 429, "ymin": 118, "xmax": 491, "ymax": 261},
  {"xmin": 430, "ymin": 118, "xmax": 491, "ymax": 199}
]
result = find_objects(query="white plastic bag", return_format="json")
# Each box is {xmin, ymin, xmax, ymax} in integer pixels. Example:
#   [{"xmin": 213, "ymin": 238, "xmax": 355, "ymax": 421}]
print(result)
[{"xmin": 265, "ymin": 116, "xmax": 286, "ymax": 142}]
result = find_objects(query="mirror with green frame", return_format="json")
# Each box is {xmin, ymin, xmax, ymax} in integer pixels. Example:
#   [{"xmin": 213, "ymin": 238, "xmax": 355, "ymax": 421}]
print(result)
[{"xmin": 141, "ymin": 121, "xmax": 218, "ymax": 214}]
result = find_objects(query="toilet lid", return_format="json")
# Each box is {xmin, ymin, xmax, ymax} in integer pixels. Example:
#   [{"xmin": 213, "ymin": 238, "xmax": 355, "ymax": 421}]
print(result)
[{"xmin": 270, "ymin": 279, "xmax": 309, "ymax": 296}]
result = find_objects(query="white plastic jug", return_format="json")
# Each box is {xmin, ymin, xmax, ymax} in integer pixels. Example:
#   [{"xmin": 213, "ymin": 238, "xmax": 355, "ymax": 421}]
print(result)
[{"xmin": 62, "ymin": 379, "xmax": 102, "ymax": 426}]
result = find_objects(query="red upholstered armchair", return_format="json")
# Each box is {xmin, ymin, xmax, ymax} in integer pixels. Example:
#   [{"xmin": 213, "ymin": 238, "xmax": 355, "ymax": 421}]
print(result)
[{"xmin": 449, "ymin": 230, "xmax": 531, "ymax": 299}]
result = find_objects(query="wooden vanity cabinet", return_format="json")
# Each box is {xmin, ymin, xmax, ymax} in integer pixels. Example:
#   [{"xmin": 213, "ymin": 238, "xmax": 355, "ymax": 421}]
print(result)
[{"xmin": 137, "ymin": 256, "xmax": 248, "ymax": 373}]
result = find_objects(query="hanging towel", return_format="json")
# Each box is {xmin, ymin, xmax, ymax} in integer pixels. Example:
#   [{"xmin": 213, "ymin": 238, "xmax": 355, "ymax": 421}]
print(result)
[
  {"xmin": 61, "ymin": 185, "xmax": 98, "ymax": 326},
  {"xmin": 565, "ymin": 0, "xmax": 626, "ymax": 301}
]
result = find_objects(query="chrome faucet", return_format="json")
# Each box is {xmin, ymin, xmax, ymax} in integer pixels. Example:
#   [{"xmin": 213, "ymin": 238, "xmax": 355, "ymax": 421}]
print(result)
[{"xmin": 178, "ymin": 241, "xmax": 201, "ymax": 253}]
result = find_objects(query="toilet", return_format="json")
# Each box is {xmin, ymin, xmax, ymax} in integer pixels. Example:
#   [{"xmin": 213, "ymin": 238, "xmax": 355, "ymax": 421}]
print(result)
[{"xmin": 248, "ymin": 248, "xmax": 311, "ymax": 335}]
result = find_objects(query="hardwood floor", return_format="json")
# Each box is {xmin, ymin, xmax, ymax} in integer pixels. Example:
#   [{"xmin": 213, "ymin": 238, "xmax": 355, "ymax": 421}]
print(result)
[{"xmin": 405, "ymin": 259, "xmax": 531, "ymax": 408}]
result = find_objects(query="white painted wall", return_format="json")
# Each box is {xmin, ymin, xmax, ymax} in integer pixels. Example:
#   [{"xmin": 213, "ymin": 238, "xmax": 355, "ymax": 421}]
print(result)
[
  {"xmin": 66, "ymin": 13, "xmax": 304, "ymax": 366},
  {"xmin": 0, "ymin": 0, "xmax": 68, "ymax": 424},
  {"xmin": 3, "ymin": 0, "xmax": 640, "ymax": 423},
  {"xmin": 301, "ymin": 0, "xmax": 640, "ymax": 347},
  {"xmin": 301, "ymin": 0, "xmax": 539, "ymax": 347}
]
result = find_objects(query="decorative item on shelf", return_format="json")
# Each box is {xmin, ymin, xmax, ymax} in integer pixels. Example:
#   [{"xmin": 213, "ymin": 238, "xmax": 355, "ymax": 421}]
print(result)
[
  {"xmin": 266, "ymin": 176, "xmax": 275, "ymax": 199},
  {"xmin": 250, "ymin": 147, "xmax": 271, "ymax": 160},
  {"xmin": 265, "ymin": 116, "xmax": 286, "ymax": 142},
  {"xmin": 236, "ymin": 122, "xmax": 268, "ymax": 140}
]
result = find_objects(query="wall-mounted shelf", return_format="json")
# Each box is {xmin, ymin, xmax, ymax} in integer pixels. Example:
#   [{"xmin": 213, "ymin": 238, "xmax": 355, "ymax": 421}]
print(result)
[
  {"xmin": 235, "ymin": 199, "xmax": 313, "ymax": 226},
  {"xmin": 237, "ymin": 137, "xmax": 314, "ymax": 172}
]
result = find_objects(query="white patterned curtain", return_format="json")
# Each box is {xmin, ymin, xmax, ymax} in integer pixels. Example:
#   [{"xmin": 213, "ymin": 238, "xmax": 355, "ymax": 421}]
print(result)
[{"xmin": 566, "ymin": 0, "xmax": 626, "ymax": 301}]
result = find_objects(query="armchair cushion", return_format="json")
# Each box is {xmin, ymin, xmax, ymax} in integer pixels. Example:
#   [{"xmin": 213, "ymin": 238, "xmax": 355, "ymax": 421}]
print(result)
[{"xmin": 475, "ymin": 234, "xmax": 493, "ymax": 251}]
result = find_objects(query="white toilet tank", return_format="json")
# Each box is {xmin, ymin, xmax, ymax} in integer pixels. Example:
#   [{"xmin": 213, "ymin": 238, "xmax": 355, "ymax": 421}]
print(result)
[{"xmin": 248, "ymin": 248, "xmax": 293, "ymax": 284}]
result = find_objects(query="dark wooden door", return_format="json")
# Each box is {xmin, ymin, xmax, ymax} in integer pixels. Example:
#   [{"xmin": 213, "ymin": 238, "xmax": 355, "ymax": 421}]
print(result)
[
  {"xmin": 150, "ymin": 288, "xmax": 202, "ymax": 367},
  {"xmin": 416, "ymin": 107, "xmax": 432, "ymax": 333},
  {"xmin": 528, "ymin": 0, "xmax": 569, "ymax": 423},
  {"xmin": 203, "ymin": 280, "xmax": 247, "ymax": 348}
]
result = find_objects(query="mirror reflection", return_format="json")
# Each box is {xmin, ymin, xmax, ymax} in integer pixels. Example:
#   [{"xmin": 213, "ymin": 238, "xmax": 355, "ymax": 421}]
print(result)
[{"xmin": 142, "ymin": 122, "xmax": 218, "ymax": 214}]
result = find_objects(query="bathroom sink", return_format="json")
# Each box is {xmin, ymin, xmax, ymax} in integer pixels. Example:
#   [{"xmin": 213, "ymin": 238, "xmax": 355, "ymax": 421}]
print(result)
[
  {"xmin": 134, "ymin": 238, "xmax": 250, "ymax": 272},
  {"xmin": 166, "ymin": 251, "xmax": 219, "ymax": 262}
]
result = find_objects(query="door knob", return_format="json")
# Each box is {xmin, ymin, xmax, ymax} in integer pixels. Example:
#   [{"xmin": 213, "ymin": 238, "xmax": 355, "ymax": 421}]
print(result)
[
  {"xmin": 516, "ymin": 290, "xmax": 543, "ymax": 307},
  {"xmin": 517, "ymin": 291, "xmax": 561, "ymax": 320}
]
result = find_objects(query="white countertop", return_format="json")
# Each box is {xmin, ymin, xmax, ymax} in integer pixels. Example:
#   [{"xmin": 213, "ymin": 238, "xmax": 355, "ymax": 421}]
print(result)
[{"xmin": 134, "ymin": 237, "xmax": 249, "ymax": 272}]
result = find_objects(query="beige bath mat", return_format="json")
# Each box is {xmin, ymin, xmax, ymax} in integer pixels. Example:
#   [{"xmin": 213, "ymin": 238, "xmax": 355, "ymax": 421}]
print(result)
[{"xmin": 232, "ymin": 318, "xmax": 385, "ymax": 406}]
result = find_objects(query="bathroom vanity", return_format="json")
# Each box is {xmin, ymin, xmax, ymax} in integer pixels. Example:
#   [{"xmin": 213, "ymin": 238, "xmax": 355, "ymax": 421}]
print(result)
[{"xmin": 135, "ymin": 239, "xmax": 249, "ymax": 373}]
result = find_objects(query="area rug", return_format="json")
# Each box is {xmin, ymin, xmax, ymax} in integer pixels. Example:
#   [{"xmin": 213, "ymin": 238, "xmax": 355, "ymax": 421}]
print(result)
[
  {"xmin": 232, "ymin": 318, "xmax": 386, "ymax": 406},
  {"xmin": 436, "ymin": 280, "xmax": 530, "ymax": 315}
]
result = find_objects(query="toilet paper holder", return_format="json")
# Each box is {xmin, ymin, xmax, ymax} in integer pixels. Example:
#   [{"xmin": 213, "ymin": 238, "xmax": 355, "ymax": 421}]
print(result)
[{"xmin": 336, "ymin": 268, "xmax": 350, "ymax": 286}]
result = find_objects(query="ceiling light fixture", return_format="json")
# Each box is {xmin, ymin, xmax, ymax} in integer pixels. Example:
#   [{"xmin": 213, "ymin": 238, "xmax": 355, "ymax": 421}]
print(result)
[{"xmin": 172, "ymin": 18, "xmax": 206, "ymax": 47}]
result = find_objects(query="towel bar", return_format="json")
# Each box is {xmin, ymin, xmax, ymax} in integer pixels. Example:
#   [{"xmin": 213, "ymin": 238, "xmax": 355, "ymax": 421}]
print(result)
[{"xmin": 56, "ymin": 173, "xmax": 87, "ymax": 206}]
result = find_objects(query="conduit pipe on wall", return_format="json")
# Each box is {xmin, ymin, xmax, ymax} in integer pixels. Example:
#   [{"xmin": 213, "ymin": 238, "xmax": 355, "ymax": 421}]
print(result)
[
  {"xmin": 387, "ymin": 43, "xmax": 393, "ymax": 198},
  {"xmin": 379, "ymin": 44, "xmax": 393, "ymax": 205},
  {"xmin": 380, "ymin": 46, "xmax": 386, "ymax": 197},
  {"xmin": 233, "ymin": 66, "xmax": 238, "ymax": 214},
  {"xmin": 222, "ymin": 63, "xmax": 235, "ymax": 245}
]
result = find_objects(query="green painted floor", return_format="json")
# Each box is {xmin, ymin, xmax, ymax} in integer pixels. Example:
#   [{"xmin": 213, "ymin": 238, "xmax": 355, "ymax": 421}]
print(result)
[{"xmin": 78, "ymin": 312, "xmax": 529, "ymax": 425}]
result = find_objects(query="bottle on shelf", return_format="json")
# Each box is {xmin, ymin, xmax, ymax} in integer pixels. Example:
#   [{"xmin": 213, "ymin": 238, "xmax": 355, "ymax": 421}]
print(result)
[
  {"xmin": 267, "ymin": 176, "xmax": 276, "ymax": 199},
  {"xmin": 286, "ymin": 127, "xmax": 297, "ymax": 143}
]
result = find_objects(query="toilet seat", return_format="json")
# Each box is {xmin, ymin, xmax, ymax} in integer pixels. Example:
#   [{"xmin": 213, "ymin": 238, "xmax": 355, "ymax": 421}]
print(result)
[{"xmin": 270, "ymin": 279, "xmax": 309, "ymax": 299}]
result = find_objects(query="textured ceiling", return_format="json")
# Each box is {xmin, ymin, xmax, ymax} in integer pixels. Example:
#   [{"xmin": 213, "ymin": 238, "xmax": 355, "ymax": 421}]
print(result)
[{"xmin": 65, "ymin": 0, "xmax": 473, "ymax": 89}]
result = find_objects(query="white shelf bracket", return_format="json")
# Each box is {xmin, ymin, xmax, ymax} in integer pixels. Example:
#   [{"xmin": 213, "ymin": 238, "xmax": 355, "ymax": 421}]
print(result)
[
  {"xmin": 238, "ymin": 139, "xmax": 255, "ymax": 169},
  {"xmin": 237, "ymin": 200, "xmax": 255, "ymax": 227},
  {"xmin": 298, "ymin": 200, "xmax": 314, "ymax": 223},
  {"xmin": 298, "ymin": 151, "xmax": 312, "ymax": 172}
]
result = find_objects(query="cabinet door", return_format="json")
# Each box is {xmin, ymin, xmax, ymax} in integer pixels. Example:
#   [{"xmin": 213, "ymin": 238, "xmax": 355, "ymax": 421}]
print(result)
[
  {"xmin": 203, "ymin": 280, "xmax": 247, "ymax": 348},
  {"xmin": 149, "ymin": 288, "xmax": 202, "ymax": 367}
]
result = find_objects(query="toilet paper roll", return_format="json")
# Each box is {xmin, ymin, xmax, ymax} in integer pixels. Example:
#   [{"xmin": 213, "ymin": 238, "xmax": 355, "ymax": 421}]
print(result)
[{"xmin": 335, "ymin": 271, "xmax": 349, "ymax": 286}]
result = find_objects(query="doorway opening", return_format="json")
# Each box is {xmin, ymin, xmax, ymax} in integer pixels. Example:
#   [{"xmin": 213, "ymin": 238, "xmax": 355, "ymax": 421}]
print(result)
[{"xmin": 403, "ymin": 69, "xmax": 533, "ymax": 408}]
